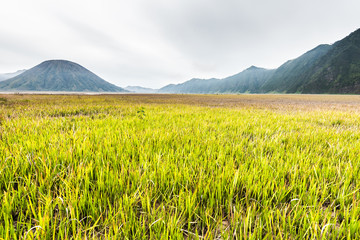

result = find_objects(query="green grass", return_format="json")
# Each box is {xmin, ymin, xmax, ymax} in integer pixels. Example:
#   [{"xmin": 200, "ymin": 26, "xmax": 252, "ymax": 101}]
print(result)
[{"xmin": 1, "ymin": 94, "xmax": 360, "ymax": 239}]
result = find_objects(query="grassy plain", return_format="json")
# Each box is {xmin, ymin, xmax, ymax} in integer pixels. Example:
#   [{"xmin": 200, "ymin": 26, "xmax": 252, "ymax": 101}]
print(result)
[{"xmin": 1, "ymin": 94, "xmax": 360, "ymax": 239}]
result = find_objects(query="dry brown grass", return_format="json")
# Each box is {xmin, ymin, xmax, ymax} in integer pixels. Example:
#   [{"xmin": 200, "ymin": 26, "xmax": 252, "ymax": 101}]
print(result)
[{"xmin": 1, "ymin": 93, "xmax": 360, "ymax": 112}]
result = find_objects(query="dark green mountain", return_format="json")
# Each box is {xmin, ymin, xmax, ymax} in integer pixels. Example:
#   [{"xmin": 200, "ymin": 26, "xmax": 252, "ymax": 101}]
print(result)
[
  {"xmin": 159, "ymin": 28, "xmax": 360, "ymax": 94},
  {"xmin": 260, "ymin": 44, "xmax": 333, "ymax": 93},
  {"xmin": 298, "ymin": 29, "xmax": 360, "ymax": 93},
  {"xmin": 0, "ymin": 60, "xmax": 127, "ymax": 92}
]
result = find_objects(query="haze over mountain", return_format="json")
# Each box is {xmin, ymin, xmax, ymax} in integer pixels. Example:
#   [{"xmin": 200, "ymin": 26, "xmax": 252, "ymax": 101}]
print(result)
[
  {"xmin": 124, "ymin": 86, "xmax": 158, "ymax": 93},
  {"xmin": 0, "ymin": 60, "xmax": 127, "ymax": 92},
  {"xmin": 0, "ymin": 70, "xmax": 26, "ymax": 82},
  {"xmin": 159, "ymin": 29, "xmax": 360, "ymax": 94}
]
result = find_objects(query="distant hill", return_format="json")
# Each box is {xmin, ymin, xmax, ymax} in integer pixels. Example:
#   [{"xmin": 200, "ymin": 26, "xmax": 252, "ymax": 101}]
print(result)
[
  {"xmin": 0, "ymin": 60, "xmax": 127, "ymax": 92},
  {"xmin": 124, "ymin": 86, "xmax": 158, "ymax": 93},
  {"xmin": 0, "ymin": 70, "xmax": 26, "ymax": 81},
  {"xmin": 159, "ymin": 28, "xmax": 360, "ymax": 94}
]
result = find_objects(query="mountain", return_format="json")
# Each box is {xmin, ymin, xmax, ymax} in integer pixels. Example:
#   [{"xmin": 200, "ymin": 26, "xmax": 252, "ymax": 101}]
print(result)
[
  {"xmin": 159, "ymin": 28, "xmax": 360, "ymax": 94},
  {"xmin": 0, "ymin": 70, "xmax": 26, "ymax": 81},
  {"xmin": 219, "ymin": 66, "xmax": 275, "ymax": 93},
  {"xmin": 124, "ymin": 86, "xmax": 158, "ymax": 93},
  {"xmin": 0, "ymin": 60, "xmax": 127, "ymax": 92},
  {"xmin": 159, "ymin": 67, "xmax": 275, "ymax": 93}
]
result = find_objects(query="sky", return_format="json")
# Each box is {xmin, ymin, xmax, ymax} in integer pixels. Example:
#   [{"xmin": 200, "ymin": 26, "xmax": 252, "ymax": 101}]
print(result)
[{"xmin": 0, "ymin": 0, "xmax": 359, "ymax": 89}]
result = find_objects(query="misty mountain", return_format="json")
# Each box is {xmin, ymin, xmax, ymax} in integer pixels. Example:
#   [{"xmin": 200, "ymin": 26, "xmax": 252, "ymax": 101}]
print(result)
[
  {"xmin": 0, "ymin": 69, "xmax": 26, "ymax": 81},
  {"xmin": 159, "ymin": 78, "xmax": 220, "ymax": 93},
  {"xmin": 0, "ymin": 60, "xmax": 127, "ymax": 92},
  {"xmin": 124, "ymin": 86, "xmax": 158, "ymax": 93},
  {"xmin": 159, "ymin": 28, "xmax": 360, "ymax": 94},
  {"xmin": 159, "ymin": 66, "xmax": 274, "ymax": 93},
  {"xmin": 220, "ymin": 66, "xmax": 275, "ymax": 93}
]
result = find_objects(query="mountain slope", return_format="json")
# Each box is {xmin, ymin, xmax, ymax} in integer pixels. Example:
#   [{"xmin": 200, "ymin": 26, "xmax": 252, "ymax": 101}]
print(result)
[
  {"xmin": 0, "ymin": 70, "xmax": 26, "ymax": 81},
  {"xmin": 260, "ymin": 44, "xmax": 333, "ymax": 93},
  {"xmin": 298, "ymin": 29, "xmax": 360, "ymax": 93},
  {"xmin": 0, "ymin": 60, "xmax": 127, "ymax": 92}
]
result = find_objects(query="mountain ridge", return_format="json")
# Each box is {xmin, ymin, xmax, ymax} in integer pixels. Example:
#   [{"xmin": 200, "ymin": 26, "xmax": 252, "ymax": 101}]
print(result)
[
  {"xmin": 1, "ymin": 29, "xmax": 360, "ymax": 94},
  {"xmin": 159, "ymin": 28, "xmax": 360, "ymax": 94}
]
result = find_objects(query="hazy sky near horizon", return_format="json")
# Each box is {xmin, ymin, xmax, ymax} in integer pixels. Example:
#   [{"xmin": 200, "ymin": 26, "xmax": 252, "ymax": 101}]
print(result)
[{"xmin": 0, "ymin": 0, "xmax": 359, "ymax": 88}]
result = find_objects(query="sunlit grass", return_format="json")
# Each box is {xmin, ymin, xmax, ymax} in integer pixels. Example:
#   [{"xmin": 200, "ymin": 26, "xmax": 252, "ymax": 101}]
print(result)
[{"xmin": 1, "ymin": 94, "xmax": 360, "ymax": 239}]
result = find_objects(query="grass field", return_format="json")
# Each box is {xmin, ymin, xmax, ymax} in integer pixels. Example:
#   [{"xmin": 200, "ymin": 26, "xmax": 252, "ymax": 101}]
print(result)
[{"xmin": 1, "ymin": 94, "xmax": 360, "ymax": 239}]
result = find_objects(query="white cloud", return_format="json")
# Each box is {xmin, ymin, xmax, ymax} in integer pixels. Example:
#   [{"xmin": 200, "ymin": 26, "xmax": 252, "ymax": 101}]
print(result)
[{"xmin": 0, "ymin": 0, "xmax": 359, "ymax": 88}]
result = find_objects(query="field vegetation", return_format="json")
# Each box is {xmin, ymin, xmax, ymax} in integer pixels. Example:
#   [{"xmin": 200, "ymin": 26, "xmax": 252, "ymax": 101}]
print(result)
[{"xmin": 1, "ymin": 94, "xmax": 360, "ymax": 239}]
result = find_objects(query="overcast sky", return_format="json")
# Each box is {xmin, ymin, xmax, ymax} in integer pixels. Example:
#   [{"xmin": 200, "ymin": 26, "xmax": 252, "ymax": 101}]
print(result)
[{"xmin": 0, "ymin": 0, "xmax": 359, "ymax": 88}]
